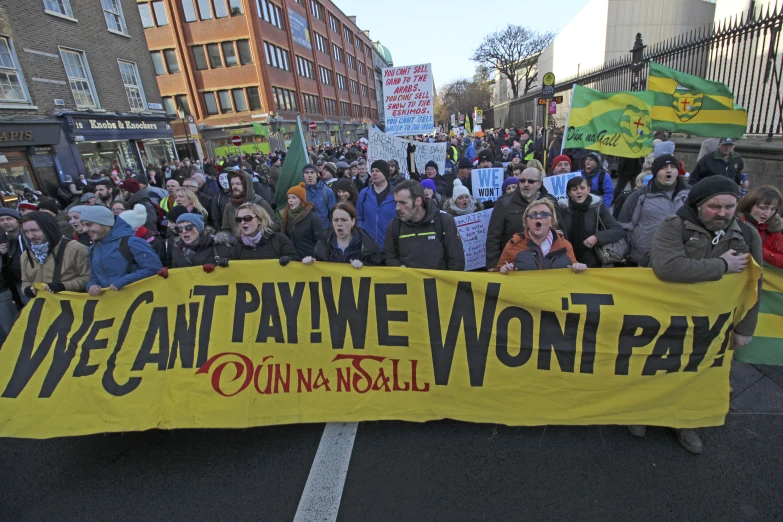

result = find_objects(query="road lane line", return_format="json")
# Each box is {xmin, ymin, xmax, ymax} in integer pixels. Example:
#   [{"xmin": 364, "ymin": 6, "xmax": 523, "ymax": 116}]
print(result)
[{"xmin": 294, "ymin": 422, "xmax": 358, "ymax": 522}]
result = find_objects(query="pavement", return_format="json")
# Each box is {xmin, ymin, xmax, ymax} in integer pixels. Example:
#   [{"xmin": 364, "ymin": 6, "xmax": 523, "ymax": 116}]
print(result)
[{"xmin": 1, "ymin": 361, "xmax": 782, "ymax": 521}]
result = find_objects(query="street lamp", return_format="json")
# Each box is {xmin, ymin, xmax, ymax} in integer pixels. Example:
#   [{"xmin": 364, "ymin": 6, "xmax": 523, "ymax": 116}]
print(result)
[{"xmin": 630, "ymin": 33, "xmax": 647, "ymax": 91}]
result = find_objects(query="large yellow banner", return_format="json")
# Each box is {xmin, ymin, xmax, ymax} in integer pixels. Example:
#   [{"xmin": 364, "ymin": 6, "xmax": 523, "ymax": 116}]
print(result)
[{"xmin": 0, "ymin": 261, "xmax": 760, "ymax": 438}]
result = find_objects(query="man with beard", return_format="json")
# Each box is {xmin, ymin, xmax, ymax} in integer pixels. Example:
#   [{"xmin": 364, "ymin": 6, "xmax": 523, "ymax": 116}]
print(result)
[
  {"xmin": 94, "ymin": 180, "xmax": 119, "ymax": 208},
  {"xmin": 550, "ymin": 154, "xmax": 572, "ymax": 176},
  {"xmin": 221, "ymin": 170, "xmax": 278, "ymax": 235}
]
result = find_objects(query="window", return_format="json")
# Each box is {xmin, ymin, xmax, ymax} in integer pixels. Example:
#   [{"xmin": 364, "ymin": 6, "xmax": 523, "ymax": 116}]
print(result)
[
  {"xmin": 232, "ymin": 88, "xmax": 247, "ymax": 112},
  {"xmin": 152, "ymin": 1, "xmax": 169, "ymax": 25},
  {"xmin": 368, "ymin": 69, "xmax": 373, "ymax": 81},
  {"xmin": 336, "ymin": 73, "xmax": 346, "ymax": 90},
  {"xmin": 313, "ymin": 31, "xmax": 327, "ymax": 53},
  {"xmin": 296, "ymin": 56, "xmax": 313, "ymax": 79},
  {"xmin": 319, "ymin": 66, "xmax": 332, "ymax": 85},
  {"xmin": 372, "ymin": 107, "xmax": 378, "ymax": 120},
  {"xmin": 222, "ymin": 42, "xmax": 237, "ymax": 67},
  {"xmin": 346, "ymin": 53, "xmax": 355, "ymax": 70},
  {"xmin": 102, "ymin": 0, "xmax": 127, "ymax": 34},
  {"xmin": 192, "ymin": 46, "xmax": 208, "ymax": 70},
  {"xmin": 360, "ymin": 84, "xmax": 367, "ymax": 97},
  {"xmin": 323, "ymin": 97, "xmax": 336, "ymax": 115},
  {"xmin": 332, "ymin": 43, "xmax": 342, "ymax": 62},
  {"xmin": 369, "ymin": 87, "xmax": 376, "ymax": 99},
  {"xmin": 0, "ymin": 37, "xmax": 29, "ymax": 103},
  {"xmin": 176, "ymin": 94, "xmax": 191, "ymax": 116},
  {"xmin": 257, "ymin": 0, "xmax": 282, "ymax": 28},
  {"xmin": 44, "ymin": 0, "xmax": 74, "ymax": 17},
  {"xmin": 206, "ymin": 43, "xmax": 223, "ymax": 68},
  {"xmin": 343, "ymin": 27, "xmax": 353, "ymax": 45},
  {"xmin": 237, "ymin": 40, "xmax": 253, "ymax": 64},
  {"xmin": 139, "ymin": 3, "xmax": 154, "ymax": 27},
  {"xmin": 340, "ymin": 101, "xmax": 350, "ymax": 117},
  {"xmin": 118, "ymin": 60, "xmax": 146, "ymax": 111},
  {"xmin": 247, "ymin": 87, "xmax": 262, "ymax": 110},
  {"xmin": 264, "ymin": 42, "xmax": 290, "ymax": 71},
  {"xmin": 60, "ymin": 48, "xmax": 98, "ymax": 108},
  {"xmin": 363, "ymin": 106, "xmax": 370, "ymax": 119},
  {"xmin": 228, "ymin": 0, "xmax": 243, "ymax": 15},
  {"xmin": 163, "ymin": 49, "xmax": 180, "ymax": 72},
  {"xmin": 328, "ymin": 13, "xmax": 339, "ymax": 32},
  {"xmin": 217, "ymin": 90, "xmax": 233, "ymax": 113},
  {"xmin": 310, "ymin": 0, "xmax": 323, "ymax": 20},
  {"xmin": 352, "ymin": 103, "xmax": 360, "ymax": 118},
  {"xmin": 196, "ymin": 0, "xmax": 213, "ymax": 20},
  {"xmin": 163, "ymin": 96, "xmax": 177, "ymax": 116},
  {"xmin": 203, "ymin": 92, "xmax": 218, "ymax": 115},
  {"xmin": 349, "ymin": 79, "xmax": 358, "ymax": 94},
  {"xmin": 302, "ymin": 93, "xmax": 319, "ymax": 113},
  {"xmin": 213, "ymin": 0, "xmax": 228, "ymax": 17},
  {"xmin": 272, "ymin": 87, "xmax": 297, "ymax": 111},
  {"xmin": 150, "ymin": 51, "xmax": 167, "ymax": 75},
  {"xmin": 358, "ymin": 61, "xmax": 365, "ymax": 75},
  {"xmin": 356, "ymin": 40, "xmax": 362, "ymax": 54},
  {"xmin": 181, "ymin": 0, "xmax": 197, "ymax": 22}
]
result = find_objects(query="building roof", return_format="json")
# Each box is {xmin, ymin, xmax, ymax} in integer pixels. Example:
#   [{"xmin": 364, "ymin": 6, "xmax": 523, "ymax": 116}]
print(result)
[{"xmin": 374, "ymin": 41, "xmax": 393, "ymax": 66}]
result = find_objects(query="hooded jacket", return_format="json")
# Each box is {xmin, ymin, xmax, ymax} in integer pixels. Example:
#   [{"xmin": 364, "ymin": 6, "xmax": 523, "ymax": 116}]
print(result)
[
  {"xmin": 383, "ymin": 199, "xmax": 465, "ymax": 270},
  {"xmin": 485, "ymin": 185, "xmax": 560, "ymax": 269},
  {"xmin": 86, "ymin": 218, "xmax": 163, "ymax": 290},
  {"xmin": 493, "ymin": 228, "xmax": 577, "ymax": 271},
  {"xmin": 740, "ymin": 213, "xmax": 783, "ymax": 269},
  {"xmin": 283, "ymin": 202, "xmax": 324, "ymax": 259},
  {"xmin": 229, "ymin": 231, "xmax": 299, "ymax": 261},
  {"xmin": 357, "ymin": 183, "xmax": 396, "ymax": 250},
  {"xmin": 169, "ymin": 232, "xmax": 232, "ymax": 268},
  {"xmin": 221, "ymin": 171, "xmax": 279, "ymax": 235},
  {"xmin": 313, "ymin": 227, "xmax": 382, "ymax": 266},
  {"xmin": 306, "ymin": 179, "xmax": 337, "ymax": 229},
  {"xmin": 558, "ymin": 194, "xmax": 625, "ymax": 267},
  {"xmin": 21, "ymin": 212, "xmax": 90, "ymax": 294},
  {"xmin": 127, "ymin": 188, "xmax": 160, "ymax": 232},
  {"xmin": 650, "ymin": 205, "xmax": 762, "ymax": 336}
]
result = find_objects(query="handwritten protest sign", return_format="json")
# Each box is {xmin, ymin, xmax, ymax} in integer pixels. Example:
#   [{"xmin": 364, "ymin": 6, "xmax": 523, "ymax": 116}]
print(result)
[
  {"xmin": 471, "ymin": 168, "xmax": 504, "ymax": 202},
  {"xmin": 382, "ymin": 63, "xmax": 433, "ymax": 136},
  {"xmin": 544, "ymin": 172, "xmax": 580, "ymax": 200},
  {"xmin": 366, "ymin": 126, "xmax": 445, "ymax": 177},
  {"xmin": 454, "ymin": 209, "xmax": 493, "ymax": 271}
]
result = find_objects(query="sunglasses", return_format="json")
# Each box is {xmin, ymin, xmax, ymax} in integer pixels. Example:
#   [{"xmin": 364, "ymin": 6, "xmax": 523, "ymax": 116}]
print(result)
[
  {"xmin": 177, "ymin": 224, "xmax": 196, "ymax": 233},
  {"xmin": 519, "ymin": 178, "xmax": 540, "ymax": 185},
  {"xmin": 235, "ymin": 215, "xmax": 256, "ymax": 223},
  {"xmin": 526, "ymin": 211, "xmax": 552, "ymax": 219}
]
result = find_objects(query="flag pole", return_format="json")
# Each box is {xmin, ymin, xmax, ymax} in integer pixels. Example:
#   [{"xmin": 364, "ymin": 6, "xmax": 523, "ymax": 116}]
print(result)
[
  {"xmin": 560, "ymin": 84, "xmax": 576, "ymax": 155},
  {"xmin": 295, "ymin": 114, "xmax": 308, "ymax": 157}
]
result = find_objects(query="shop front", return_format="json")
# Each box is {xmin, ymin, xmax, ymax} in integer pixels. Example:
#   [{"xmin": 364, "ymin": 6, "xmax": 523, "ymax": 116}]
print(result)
[
  {"xmin": 0, "ymin": 119, "xmax": 63, "ymax": 208},
  {"xmin": 56, "ymin": 112, "xmax": 176, "ymax": 177},
  {"xmin": 202, "ymin": 123, "xmax": 271, "ymax": 159}
]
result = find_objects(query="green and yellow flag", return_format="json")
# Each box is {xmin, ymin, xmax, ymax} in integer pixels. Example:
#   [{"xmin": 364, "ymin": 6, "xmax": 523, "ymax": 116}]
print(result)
[
  {"xmin": 734, "ymin": 265, "xmax": 783, "ymax": 366},
  {"xmin": 648, "ymin": 61, "xmax": 747, "ymax": 138},
  {"xmin": 563, "ymin": 85, "xmax": 656, "ymax": 158}
]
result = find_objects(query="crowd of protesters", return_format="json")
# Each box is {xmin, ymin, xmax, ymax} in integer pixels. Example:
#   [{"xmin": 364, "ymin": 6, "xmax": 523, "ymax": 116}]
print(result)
[{"xmin": 0, "ymin": 127, "xmax": 779, "ymax": 457}]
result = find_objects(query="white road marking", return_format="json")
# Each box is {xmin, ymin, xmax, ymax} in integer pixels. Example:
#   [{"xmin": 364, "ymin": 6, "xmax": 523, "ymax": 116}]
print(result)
[{"xmin": 294, "ymin": 422, "xmax": 358, "ymax": 522}]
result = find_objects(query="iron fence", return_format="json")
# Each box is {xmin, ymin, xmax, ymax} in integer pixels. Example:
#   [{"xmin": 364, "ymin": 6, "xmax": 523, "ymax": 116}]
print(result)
[{"xmin": 486, "ymin": 2, "xmax": 783, "ymax": 138}]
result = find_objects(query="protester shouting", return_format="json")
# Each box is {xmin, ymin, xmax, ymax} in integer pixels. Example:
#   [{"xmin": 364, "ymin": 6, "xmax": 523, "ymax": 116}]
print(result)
[
  {"xmin": 159, "ymin": 213, "xmax": 231, "ymax": 274},
  {"xmin": 282, "ymin": 183, "xmax": 323, "ymax": 260},
  {"xmin": 442, "ymin": 179, "xmax": 482, "ymax": 217},
  {"xmin": 357, "ymin": 160, "xmax": 396, "ymax": 249},
  {"xmin": 304, "ymin": 202, "xmax": 382, "ymax": 268},
  {"xmin": 558, "ymin": 176, "xmax": 624, "ymax": 267},
  {"xmin": 420, "ymin": 179, "xmax": 441, "ymax": 207},
  {"xmin": 737, "ymin": 185, "xmax": 783, "ymax": 268},
  {"xmin": 229, "ymin": 203, "xmax": 299, "ymax": 265}
]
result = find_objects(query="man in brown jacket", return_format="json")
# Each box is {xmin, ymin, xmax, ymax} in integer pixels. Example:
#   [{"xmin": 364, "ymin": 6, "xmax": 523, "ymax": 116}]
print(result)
[
  {"xmin": 634, "ymin": 176, "xmax": 763, "ymax": 455},
  {"xmin": 20, "ymin": 212, "xmax": 90, "ymax": 297}
]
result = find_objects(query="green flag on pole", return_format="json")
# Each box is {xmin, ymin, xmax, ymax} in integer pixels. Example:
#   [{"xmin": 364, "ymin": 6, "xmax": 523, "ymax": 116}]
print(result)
[{"xmin": 273, "ymin": 116, "xmax": 308, "ymax": 215}]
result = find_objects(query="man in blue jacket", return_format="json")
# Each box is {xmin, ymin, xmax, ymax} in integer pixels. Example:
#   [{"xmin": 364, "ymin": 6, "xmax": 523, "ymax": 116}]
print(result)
[
  {"xmin": 579, "ymin": 151, "xmax": 614, "ymax": 207},
  {"xmin": 81, "ymin": 206, "xmax": 162, "ymax": 296},
  {"xmin": 357, "ymin": 160, "xmax": 396, "ymax": 249},
  {"xmin": 463, "ymin": 137, "xmax": 476, "ymax": 163},
  {"xmin": 303, "ymin": 163, "xmax": 336, "ymax": 228}
]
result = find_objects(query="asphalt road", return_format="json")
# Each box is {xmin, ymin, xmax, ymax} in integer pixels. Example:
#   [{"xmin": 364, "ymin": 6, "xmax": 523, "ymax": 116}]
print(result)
[{"xmin": 1, "ymin": 362, "xmax": 782, "ymax": 521}]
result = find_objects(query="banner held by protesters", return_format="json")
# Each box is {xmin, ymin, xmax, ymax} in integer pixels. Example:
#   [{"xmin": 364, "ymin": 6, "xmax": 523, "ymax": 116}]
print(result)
[{"xmin": 366, "ymin": 126, "xmax": 445, "ymax": 178}]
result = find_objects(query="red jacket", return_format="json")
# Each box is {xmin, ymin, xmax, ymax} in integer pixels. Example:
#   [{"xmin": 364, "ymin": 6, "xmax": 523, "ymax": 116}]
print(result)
[{"xmin": 741, "ymin": 214, "xmax": 783, "ymax": 268}]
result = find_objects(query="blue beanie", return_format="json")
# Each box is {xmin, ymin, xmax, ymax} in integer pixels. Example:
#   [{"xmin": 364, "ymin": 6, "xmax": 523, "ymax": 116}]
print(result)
[
  {"xmin": 502, "ymin": 177, "xmax": 519, "ymax": 192},
  {"xmin": 177, "ymin": 213, "xmax": 204, "ymax": 233},
  {"xmin": 420, "ymin": 179, "xmax": 436, "ymax": 192}
]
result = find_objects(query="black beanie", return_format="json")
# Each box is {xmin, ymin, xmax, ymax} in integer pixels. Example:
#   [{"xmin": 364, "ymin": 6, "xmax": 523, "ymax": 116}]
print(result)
[
  {"xmin": 687, "ymin": 176, "xmax": 741, "ymax": 207},
  {"xmin": 371, "ymin": 160, "xmax": 390, "ymax": 180},
  {"xmin": 651, "ymin": 154, "xmax": 678, "ymax": 175},
  {"xmin": 458, "ymin": 157, "xmax": 473, "ymax": 170},
  {"xmin": 167, "ymin": 205, "xmax": 188, "ymax": 222},
  {"xmin": 424, "ymin": 160, "xmax": 438, "ymax": 173}
]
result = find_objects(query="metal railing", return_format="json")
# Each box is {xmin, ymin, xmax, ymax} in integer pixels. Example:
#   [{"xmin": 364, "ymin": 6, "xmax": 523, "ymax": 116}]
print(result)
[{"xmin": 486, "ymin": 2, "xmax": 783, "ymax": 138}]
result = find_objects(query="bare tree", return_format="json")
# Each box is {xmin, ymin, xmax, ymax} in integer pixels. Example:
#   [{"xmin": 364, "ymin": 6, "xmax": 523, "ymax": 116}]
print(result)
[{"xmin": 472, "ymin": 25, "xmax": 555, "ymax": 99}]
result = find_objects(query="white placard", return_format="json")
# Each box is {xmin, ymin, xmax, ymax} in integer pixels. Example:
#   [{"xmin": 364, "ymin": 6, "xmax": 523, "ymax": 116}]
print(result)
[
  {"xmin": 454, "ymin": 209, "xmax": 493, "ymax": 271},
  {"xmin": 382, "ymin": 63, "xmax": 433, "ymax": 136},
  {"xmin": 471, "ymin": 168, "xmax": 504, "ymax": 202},
  {"xmin": 543, "ymin": 172, "xmax": 580, "ymax": 200},
  {"xmin": 366, "ymin": 126, "xmax": 445, "ymax": 178}
]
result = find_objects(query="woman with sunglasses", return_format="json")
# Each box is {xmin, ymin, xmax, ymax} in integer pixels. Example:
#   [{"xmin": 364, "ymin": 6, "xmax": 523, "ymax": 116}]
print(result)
[
  {"xmin": 158, "ymin": 213, "xmax": 230, "ymax": 275},
  {"xmin": 230, "ymin": 202, "xmax": 299, "ymax": 265},
  {"xmin": 303, "ymin": 202, "xmax": 381, "ymax": 269},
  {"xmin": 493, "ymin": 199, "xmax": 587, "ymax": 273}
]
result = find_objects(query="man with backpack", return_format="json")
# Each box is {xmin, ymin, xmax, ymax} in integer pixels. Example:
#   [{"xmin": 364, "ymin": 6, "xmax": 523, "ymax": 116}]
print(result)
[
  {"xmin": 383, "ymin": 180, "xmax": 465, "ymax": 270},
  {"xmin": 80, "ymin": 206, "xmax": 162, "ymax": 296},
  {"xmin": 579, "ymin": 152, "xmax": 614, "ymax": 207}
]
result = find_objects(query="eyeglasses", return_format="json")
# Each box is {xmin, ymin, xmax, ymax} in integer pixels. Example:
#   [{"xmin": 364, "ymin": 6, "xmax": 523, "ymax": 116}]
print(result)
[
  {"xmin": 177, "ymin": 224, "xmax": 196, "ymax": 233},
  {"xmin": 526, "ymin": 211, "xmax": 552, "ymax": 219},
  {"xmin": 235, "ymin": 215, "xmax": 256, "ymax": 223},
  {"xmin": 519, "ymin": 178, "xmax": 541, "ymax": 185}
]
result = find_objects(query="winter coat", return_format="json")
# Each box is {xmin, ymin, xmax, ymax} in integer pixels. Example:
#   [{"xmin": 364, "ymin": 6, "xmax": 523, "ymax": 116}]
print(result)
[
  {"xmin": 493, "ymin": 228, "xmax": 577, "ymax": 271},
  {"xmin": 313, "ymin": 228, "xmax": 382, "ymax": 266},
  {"xmin": 221, "ymin": 171, "xmax": 280, "ymax": 235},
  {"xmin": 212, "ymin": 189, "xmax": 232, "ymax": 230},
  {"xmin": 618, "ymin": 178, "xmax": 690, "ymax": 266},
  {"xmin": 578, "ymin": 168, "xmax": 615, "ymax": 207},
  {"xmin": 127, "ymin": 189, "xmax": 159, "ymax": 232},
  {"xmin": 485, "ymin": 186, "xmax": 560, "ymax": 270},
  {"xmin": 464, "ymin": 143, "xmax": 476, "ymax": 162},
  {"xmin": 740, "ymin": 213, "xmax": 783, "ymax": 269},
  {"xmin": 382, "ymin": 199, "xmax": 465, "ymax": 270},
  {"xmin": 426, "ymin": 174, "xmax": 451, "ymax": 199},
  {"xmin": 169, "ymin": 233, "xmax": 232, "ymax": 268},
  {"xmin": 284, "ymin": 203, "xmax": 324, "ymax": 259},
  {"xmin": 269, "ymin": 165, "xmax": 282, "ymax": 189},
  {"xmin": 196, "ymin": 184, "xmax": 215, "ymax": 222},
  {"xmin": 650, "ymin": 205, "xmax": 762, "ymax": 336},
  {"xmin": 558, "ymin": 194, "xmax": 625, "ymax": 267},
  {"xmin": 21, "ymin": 238, "xmax": 90, "ymax": 294},
  {"xmin": 229, "ymin": 231, "xmax": 299, "ymax": 261},
  {"xmin": 354, "ymin": 174, "xmax": 370, "ymax": 194},
  {"xmin": 86, "ymin": 218, "xmax": 163, "ymax": 290},
  {"xmin": 135, "ymin": 226, "xmax": 166, "ymax": 265},
  {"xmin": 357, "ymin": 184, "xmax": 396, "ymax": 249},
  {"xmin": 0, "ymin": 232, "xmax": 24, "ymax": 295},
  {"xmin": 690, "ymin": 149, "xmax": 745, "ymax": 185},
  {"xmin": 306, "ymin": 179, "xmax": 337, "ymax": 229}
]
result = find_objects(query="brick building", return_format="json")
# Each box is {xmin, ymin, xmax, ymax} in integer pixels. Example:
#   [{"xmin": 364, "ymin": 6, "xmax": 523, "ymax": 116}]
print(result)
[
  {"xmin": 138, "ymin": 0, "xmax": 380, "ymax": 159},
  {"xmin": 0, "ymin": 0, "xmax": 173, "ymax": 207}
]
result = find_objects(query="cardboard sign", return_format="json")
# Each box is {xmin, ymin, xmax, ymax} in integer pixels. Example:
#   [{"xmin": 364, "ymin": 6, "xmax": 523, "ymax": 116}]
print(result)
[
  {"xmin": 544, "ymin": 172, "xmax": 580, "ymax": 200},
  {"xmin": 382, "ymin": 63, "xmax": 433, "ymax": 136},
  {"xmin": 366, "ymin": 126, "xmax": 445, "ymax": 177},
  {"xmin": 454, "ymin": 209, "xmax": 493, "ymax": 271},
  {"xmin": 471, "ymin": 168, "xmax": 504, "ymax": 202}
]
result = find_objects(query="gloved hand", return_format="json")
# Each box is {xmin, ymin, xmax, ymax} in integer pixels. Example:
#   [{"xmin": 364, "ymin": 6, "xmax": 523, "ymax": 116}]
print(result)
[
  {"xmin": 279, "ymin": 256, "xmax": 293, "ymax": 266},
  {"xmin": 46, "ymin": 282, "xmax": 65, "ymax": 293},
  {"xmin": 157, "ymin": 267, "xmax": 169, "ymax": 279},
  {"xmin": 23, "ymin": 286, "xmax": 36, "ymax": 298},
  {"xmin": 217, "ymin": 257, "xmax": 229, "ymax": 268},
  {"xmin": 203, "ymin": 263, "xmax": 216, "ymax": 273},
  {"xmin": 407, "ymin": 143, "xmax": 416, "ymax": 154}
]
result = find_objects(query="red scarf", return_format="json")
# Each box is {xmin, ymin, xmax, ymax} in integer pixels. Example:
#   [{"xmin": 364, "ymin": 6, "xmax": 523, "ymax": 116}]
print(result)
[{"xmin": 135, "ymin": 226, "xmax": 148, "ymax": 238}]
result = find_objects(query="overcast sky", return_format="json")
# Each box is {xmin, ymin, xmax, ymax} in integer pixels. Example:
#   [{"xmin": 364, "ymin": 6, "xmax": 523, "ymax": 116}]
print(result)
[{"xmin": 333, "ymin": 0, "xmax": 590, "ymax": 88}]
